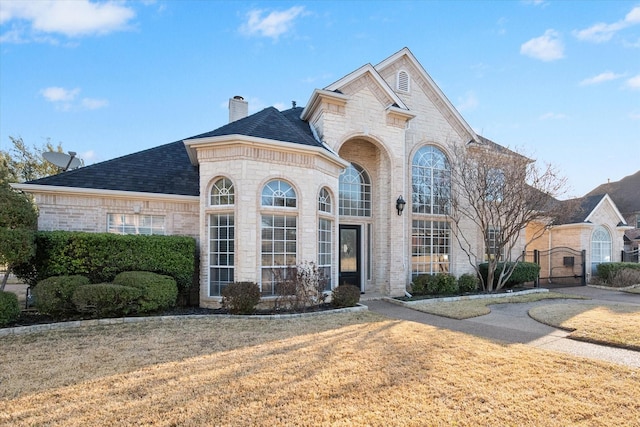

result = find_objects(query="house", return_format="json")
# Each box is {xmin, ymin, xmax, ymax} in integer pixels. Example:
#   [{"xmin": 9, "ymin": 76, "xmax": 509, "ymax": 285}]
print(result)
[
  {"xmin": 15, "ymin": 47, "xmax": 618, "ymax": 306},
  {"xmin": 526, "ymin": 193, "xmax": 630, "ymax": 284},
  {"xmin": 585, "ymin": 171, "xmax": 640, "ymax": 259}
]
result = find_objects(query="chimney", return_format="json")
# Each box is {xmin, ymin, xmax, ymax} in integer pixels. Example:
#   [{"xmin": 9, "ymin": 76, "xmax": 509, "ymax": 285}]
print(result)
[{"xmin": 229, "ymin": 95, "xmax": 248, "ymax": 123}]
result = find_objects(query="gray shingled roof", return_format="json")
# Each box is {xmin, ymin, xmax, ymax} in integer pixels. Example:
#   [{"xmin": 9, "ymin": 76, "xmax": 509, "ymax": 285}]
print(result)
[
  {"xmin": 25, "ymin": 107, "xmax": 319, "ymax": 196},
  {"xmin": 585, "ymin": 170, "xmax": 640, "ymax": 216},
  {"xmin": 553, "ymin": 194, "xmax": 605, "ymax": 225}
]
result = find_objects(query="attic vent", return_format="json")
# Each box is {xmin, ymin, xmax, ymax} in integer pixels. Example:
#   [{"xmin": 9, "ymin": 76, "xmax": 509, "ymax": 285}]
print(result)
[{"xmin": 397, "ymin": 70, "xmax": 410, "ymax": 92}]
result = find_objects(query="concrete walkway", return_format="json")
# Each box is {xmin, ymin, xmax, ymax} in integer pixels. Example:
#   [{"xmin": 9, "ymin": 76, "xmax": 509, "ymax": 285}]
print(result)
[{"xmin": 364, "ymin": 286, "xmax": 640, "ymax": 368}]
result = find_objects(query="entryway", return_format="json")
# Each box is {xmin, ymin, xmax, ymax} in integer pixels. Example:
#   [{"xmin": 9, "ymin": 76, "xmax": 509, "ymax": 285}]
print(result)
[{"xmin": 339, "ymin": 225, "xmax": 362, "ymax": 291}]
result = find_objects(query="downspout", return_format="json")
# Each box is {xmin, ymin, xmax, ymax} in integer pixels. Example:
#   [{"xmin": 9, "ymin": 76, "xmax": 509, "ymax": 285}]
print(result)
[{"xmin": 548, "ymin": 227, "xmax": 552, "ymax": 283}]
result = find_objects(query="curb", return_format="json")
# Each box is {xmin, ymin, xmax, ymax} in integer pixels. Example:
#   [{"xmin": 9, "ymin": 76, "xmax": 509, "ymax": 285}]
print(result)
[
  {"xmin": 0, "ymin": 304, "xmax": 368, "ymax": 337},
  {"xmin": 385, "ymin": 288, "xmax": 549, "ymax": 308}
]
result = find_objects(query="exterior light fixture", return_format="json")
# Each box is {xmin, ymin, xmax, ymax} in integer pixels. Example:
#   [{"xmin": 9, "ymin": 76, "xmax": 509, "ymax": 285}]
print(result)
[{"xmin": 396, "ymin": 196, "xmax": 406, "ymax": 216}]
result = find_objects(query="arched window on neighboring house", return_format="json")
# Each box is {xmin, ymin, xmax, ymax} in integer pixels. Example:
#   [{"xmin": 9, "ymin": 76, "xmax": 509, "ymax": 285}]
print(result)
[
  {"xmin": 208, "ymin": 177, "xmax": 235, "ymax": 297},
  {"xmin": 591, "ymin": 226, "xmax": 612, "ymax": 276},
  {"xmin": 261, "ymin": 179, "xmax": 297, "ymax": 295}
]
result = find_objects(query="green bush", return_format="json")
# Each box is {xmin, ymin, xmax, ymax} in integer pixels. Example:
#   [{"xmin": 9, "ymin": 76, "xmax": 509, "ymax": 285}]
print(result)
[
  {"xmin": 331, "ymin": 284, "xmax": 360, "ymax": 308},
  {"xmin": 0, "ymin": 290, "xmax": 20, "ymax": 327},
  {"xmin": 457, "ymin": 273, "xmax": 478, "ymax": 293},
  {"xmin": 411, "ymin": 274, "xmax": 436, "ymax": 296},
  {"xmin": 478, "ymin": 262, "xmax": 540, "ymax": 289},
  {"xmin": 33, "ymin": 275, "xmax": 90, "ymax": 318},
  {"xmin": 113, "ymin": 271, "xmax": 178, "ymax": 313},
  {"xmin": 221, "ymin": 282, "xmax": 260, "ymax": 315},
  {"xmin": 14, "ymin": 231, "xmax": 196, "ymax": 290},
  {"xmin": 432, "ymin": 274, "xmax": 457, "ymax": 294},
  {"xmin": 597, "ymin": 263, "xmax": 640, "ymax": 283},
  {"xmin": 72, "ymin": 284, "xmax": 142, "ymax": 317}
]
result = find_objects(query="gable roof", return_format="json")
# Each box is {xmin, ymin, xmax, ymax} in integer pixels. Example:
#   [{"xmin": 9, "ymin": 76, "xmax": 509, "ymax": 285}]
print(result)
[
  {"xmin": 23, "ymin": 140, "xmax": 199, "ymax": 196},
  {"xmin": 552, "ymin": 194, "xmax": 627, "ymax": 226},
  {"xmin": 585, "ymin": 170, "xmax": 640, "ymax": 215}
]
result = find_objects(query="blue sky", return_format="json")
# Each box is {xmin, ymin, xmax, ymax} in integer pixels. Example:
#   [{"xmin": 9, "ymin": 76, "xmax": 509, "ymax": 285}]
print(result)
[{"xmin": 1, "ymin": 0, "xmax": 638, "ymax": 198}]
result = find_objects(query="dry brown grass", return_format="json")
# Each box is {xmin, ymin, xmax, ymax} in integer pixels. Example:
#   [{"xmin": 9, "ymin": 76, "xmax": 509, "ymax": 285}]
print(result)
[
  {"xmin": 409, "ymin": 292, "xmax": 586, "ymax": 319},
  {"xmin": 1, "ymin": 312, "xmax": 639, "ymax": 426},
  {"xmin": 623, "ymin": 285, "xmax": 640, "ymax": 294},
  {"xmin": 529, "ymin": 303, "xmax": 640, "ymax": 350}
]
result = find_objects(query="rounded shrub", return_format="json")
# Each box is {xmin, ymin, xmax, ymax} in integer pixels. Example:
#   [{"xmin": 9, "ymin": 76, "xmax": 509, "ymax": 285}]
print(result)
[
  {"xmin": 457, "ymin": 273, "xmax": 478, "ymax": 293},
  {"xmin": 431, "ymin": 273, "xmax": 457, "ymax": 295},
  {"xmin": 113, "ymin": 271, "xmax": 178, "ymax": 313},
  {"xmin": 33, "ymin": 275, "xmax": 90, "ymax": 318},
  {"xmin": 72, "ymin": 284, "xmax": 142, "ymax": 318},
  {"xmin": 221, "ymin": 282, "xmax": 260, "ymax": 315},
  {"xmin": 331, "ymin": 284, "xmax": 360, "ymax": 308},
  {"xmin": 0, "ymin": 290, "xmax": 20, "ymax": 327},
  {"xmin": 412, "ymin": 274, "xmax": 436, "ymax": 296}
]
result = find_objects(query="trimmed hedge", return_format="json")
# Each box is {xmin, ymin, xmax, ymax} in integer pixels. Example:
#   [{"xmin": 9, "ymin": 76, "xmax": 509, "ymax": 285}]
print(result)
[
  {"xmin": 221, "ymin": 282, "xmax": 260, "ymax": 315},
  {"xmin": 331, "ymin": 284, "xmax": 360, "ymax": 308},
  {"xmin": 14, "ymin": 231, "xmax": 196, "ymax": 290},
  {"xmin": 597, "ymin": 262, "xmax": 640, "ymax": 283},
  {"xmin": 0, "ymin": 290, "xmax": 20, "ymax": 327},
  {"xmin": 478, "ymin": 262, "xmax": 540, "ymax": 289},
  {"xmin": 457, "ymin": 273, "xmax": 478, "ymax": 293},
  {"xmin": 72, "ymin": 284, "xmax": 142, "ymax": 317},
  {"xmin": 113, "ymin": 271, "xmax": 178, "ymax": 313},
  {"xmin": 33, "ymin": 275, "xmax": 90, "ymax": 318}
]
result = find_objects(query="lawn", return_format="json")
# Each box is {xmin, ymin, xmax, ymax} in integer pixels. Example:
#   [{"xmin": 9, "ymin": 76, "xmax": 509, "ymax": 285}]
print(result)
[{"xmin": 1, "ymin": 311, "xmax": 638, "ymax": 426}]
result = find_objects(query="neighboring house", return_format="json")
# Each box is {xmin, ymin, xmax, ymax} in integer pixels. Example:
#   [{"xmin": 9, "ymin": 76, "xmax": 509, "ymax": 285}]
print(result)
[
  {"xmin": 526, "ymin": 194, "xmax": 630, "ymax": 283},
  {"xmin": 585, "ymin": 171, "xmax": 640, "ymax": 258},
  {"xmin": 15, "ymin": 47, "xmax": 532, "ymax": 306}
]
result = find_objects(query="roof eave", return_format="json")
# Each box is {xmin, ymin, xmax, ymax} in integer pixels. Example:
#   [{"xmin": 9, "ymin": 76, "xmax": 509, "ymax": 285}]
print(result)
[{"xmin": 11, "ymin": 183, "xmax": 199, "ymax": 201}]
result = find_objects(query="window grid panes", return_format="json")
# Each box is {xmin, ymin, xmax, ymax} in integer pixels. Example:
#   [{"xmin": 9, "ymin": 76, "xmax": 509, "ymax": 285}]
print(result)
[
  {"xmin": 209, "ymin": 214, "xmax": 235, "ymax": 297},
  {"xmin": 262, "ymin": 180, "xmax": 296, "ymax": 208},
  {"xmin": 210, "ymin": 177, "xmax": 235, "ymax": 206},
  {"xmin": 261, "ymin": 214, "xmax": 297, "ymax": 295},
  {"xmin": 318, "ymin": 218, "xmax": 332, "ymax": 291},
  {"xmin": 411, "ymin": 220, "xmax": 450, "ymax": 276},
  {"xmin": 339, "ymin": 163, "xmax": 371, "ymax": 217},
  {"xmin": 107, "ymin": 214, "xmax": 165, "ymax": 235},
  {"xmin": 319, "ymin": 187, "xmax": 332, "ymax": 213},
  {"xmin": 591, "ymin": 226, "xmax": 611, "ymax": 275},
  {"xmin": 412, "ymin": 146, "xmax": 451, "ymax": 215},
  {"xmin": 485, "ymin": 227, "xmax": 505, "ymax": 261}
]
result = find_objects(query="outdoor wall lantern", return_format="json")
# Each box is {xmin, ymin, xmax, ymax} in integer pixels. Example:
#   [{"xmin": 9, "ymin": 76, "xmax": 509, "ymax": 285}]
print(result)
[{"xmin": 396, "ymin": 196, "xmax": 406, "ymax": 216}]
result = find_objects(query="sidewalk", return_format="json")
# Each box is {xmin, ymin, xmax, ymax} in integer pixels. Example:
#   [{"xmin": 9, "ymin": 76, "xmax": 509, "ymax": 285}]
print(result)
[{"xmin": 364, "ymin": 286, "xmax": 640, "ymax": 368}]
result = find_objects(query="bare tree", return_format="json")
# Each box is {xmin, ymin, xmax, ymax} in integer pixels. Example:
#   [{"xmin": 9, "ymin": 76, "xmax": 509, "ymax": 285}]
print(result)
[{"xmin": 448, "ymin": 139, "xmax": 567, "ymax": 292}]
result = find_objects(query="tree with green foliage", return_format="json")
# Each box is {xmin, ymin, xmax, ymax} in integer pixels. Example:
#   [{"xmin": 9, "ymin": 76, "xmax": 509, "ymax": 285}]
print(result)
[
  {"xmin": 0, "ymin": 136, "xmax": 66, "ymax": 182},
  {"xmin": 0, "ymin": 160, "xmax": 38, "ymax": 290}
]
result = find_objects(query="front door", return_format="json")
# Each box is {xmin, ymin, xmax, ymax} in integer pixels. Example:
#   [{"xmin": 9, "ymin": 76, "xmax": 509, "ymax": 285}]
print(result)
[{"xmin": 339, "ymin": 225, "xmax": 361, "ymax": 291}]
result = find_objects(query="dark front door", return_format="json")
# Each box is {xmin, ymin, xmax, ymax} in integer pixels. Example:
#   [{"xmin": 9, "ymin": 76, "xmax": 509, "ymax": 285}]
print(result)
[{"xmin": 339, "ymin": 225, "xmax": 361, "ymax": 291}]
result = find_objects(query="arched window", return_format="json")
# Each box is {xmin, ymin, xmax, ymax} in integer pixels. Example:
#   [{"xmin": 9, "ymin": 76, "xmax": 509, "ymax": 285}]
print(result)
[
  {"xmin": 412, "ymin": 146, "xmax": 450, "ymax": 215},
  {"xmin": 208, "ymin": 177, "xmax": 235, "ymax": 297},
  {"xmin": 261, "ymin": 180, "xmax": 297, "ymax": 295},
  {"xmin": 339, "ymin": 163, "xmax": 371, "ymax": 217},
  {"xmin": 318, "ymin": 187, "xmax": 333, "ymax": 291},
  {"xmin": 210, "ymin": 177, "xmax": 234, "ymax": 205},
  {"xmin": 591, "ymin": 226, "xmax": 611, "ymax": 275},
  {"xmin": 262, "ymin": 180, "xmax": 296, "ymax": 207}
]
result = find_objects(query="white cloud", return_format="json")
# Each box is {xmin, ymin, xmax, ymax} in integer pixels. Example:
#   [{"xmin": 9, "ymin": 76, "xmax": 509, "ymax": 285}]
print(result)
[
  {"xmin": 520, "ymin": 29, "xmax": 564, "ymax": 61},
  {"xmin": 41, "ymin": 86, "xmax": 80, "ymax": 102},
  {"xmin": 539, "ymin": 112, "xmax": 568, "ymax": 120},
  {"xmin": 0, "ymin": 0, "xmax": 135, "ymax": 42},
  {"xmin": 456, "ymin": 91, "xmax": 479, "ymax": 112},
  {"xmin": 240, "ymin": 6, "xmax": 305, "ymax": 39},
  {"xmin": 579, "ymin": 71, "xmax": 624, "ymax": 86},
  {"xmin": 573, "ymin": 5, "xmax": 640, "ymax": 43},
  {"xmin": 626, "ymin": 74, "xmax": 640, "ymax": 90},
  {"xmin": 629, "ymin": 111, "xmax": 640, "ymax": 120},
  {"xmin": 81, "ymin": 98, "xmax": 109, "ymax": 110}
]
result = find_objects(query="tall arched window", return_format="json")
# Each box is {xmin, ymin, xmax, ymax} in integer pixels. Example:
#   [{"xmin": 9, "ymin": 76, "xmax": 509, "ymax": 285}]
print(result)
[
  {"xmin": 209, "ymin": 176, "xmax": 235, "ymax": 297},
  {"xmin": 339, "ymin": 163, "xmax": 371, "ymax": 216},
  {"xmin": 318, "ymin": 187, "xmax": 333, "ymax": 291},
  {"xmin": 261, "ymin": 180, "xmax": 297, "ymax": 295},
  {"xmin": 412, "ymin": 146, "xmax": 450, "ymax": 215},
  {"xmin": 591, "ymin": 226, "xmax": 611, "ymax": 275}
]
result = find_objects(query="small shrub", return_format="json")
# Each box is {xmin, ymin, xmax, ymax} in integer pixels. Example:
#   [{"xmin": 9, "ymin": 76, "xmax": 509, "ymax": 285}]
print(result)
[
  {"xmin": 608, "ymin": 268, "xmax": 640, "ymax": 288},
  {"xmin": 457, "ymin": 273, "xmax": 478, "ymax": 293},
  {"xmin": 113, "ymin": 271, "xmax": 178, "ymax": 313},
  {"xmin": 412, "ymin": 274, "xmax": 436, "ymax": 296},
  {"xmin": 331, "ymin": 284, "xmax": 360, "ymax": 308},
  {"xmin": 0, "ymin": 290, "xmax": 20, "ymax": 327},
  {"xmin": 72, "ymin": 284, "xmax": 142, "ymax": 317},
  {"xmin": 432, "ymin": 274, "xmax": 457, "ymax": 295},
  {"xmin": 33, "ymin": 275, "xmax": 90, "ymax": 318},
  {"xmin": 597, "ymin": 263, "xmax": 640, "ymax": 283},
  {"xmin": 221, "ymin": 282, "xmax": 260, "ymax": 314},
  {"xmin": 272, "ymin": 263, "xmax": 328, "ymax": 312}
]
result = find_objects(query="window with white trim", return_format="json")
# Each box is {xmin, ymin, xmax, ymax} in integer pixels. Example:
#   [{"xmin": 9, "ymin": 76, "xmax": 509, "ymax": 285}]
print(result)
[
  {"xmin": 412, "ymin": 146, "xmax": 451, "ymax": 215},
  {"xmin": 261, "ymin": 180, "xmax": 297, "ymax": 295},
  {"xmin": 484, "ymin": 227, "xmax": 505, "ymax": 261},
  {"xmin": 209, "ymin": 213, "xmax": 234, "ymax": 296},
  {"xmin": 411, "ymin": 220, "xmax": 450, "ymax": 276},
  {"xmin": 107, "ymin": 214, "xmax": 165, "ymax": 235},
  {"xmin": 591, "ymin": 226, "xmax": 611, "ymax": 275},
  {"xmin": 210, "ymin": 177, "xmax": 234, "ymax": 206},
  {"xmin": 318, "ymin": 187, "xmax": 333, "ymax": 291},
  {"xmin": 339, "ymin": 163, "xmax": 371, "ymax": 217}
]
